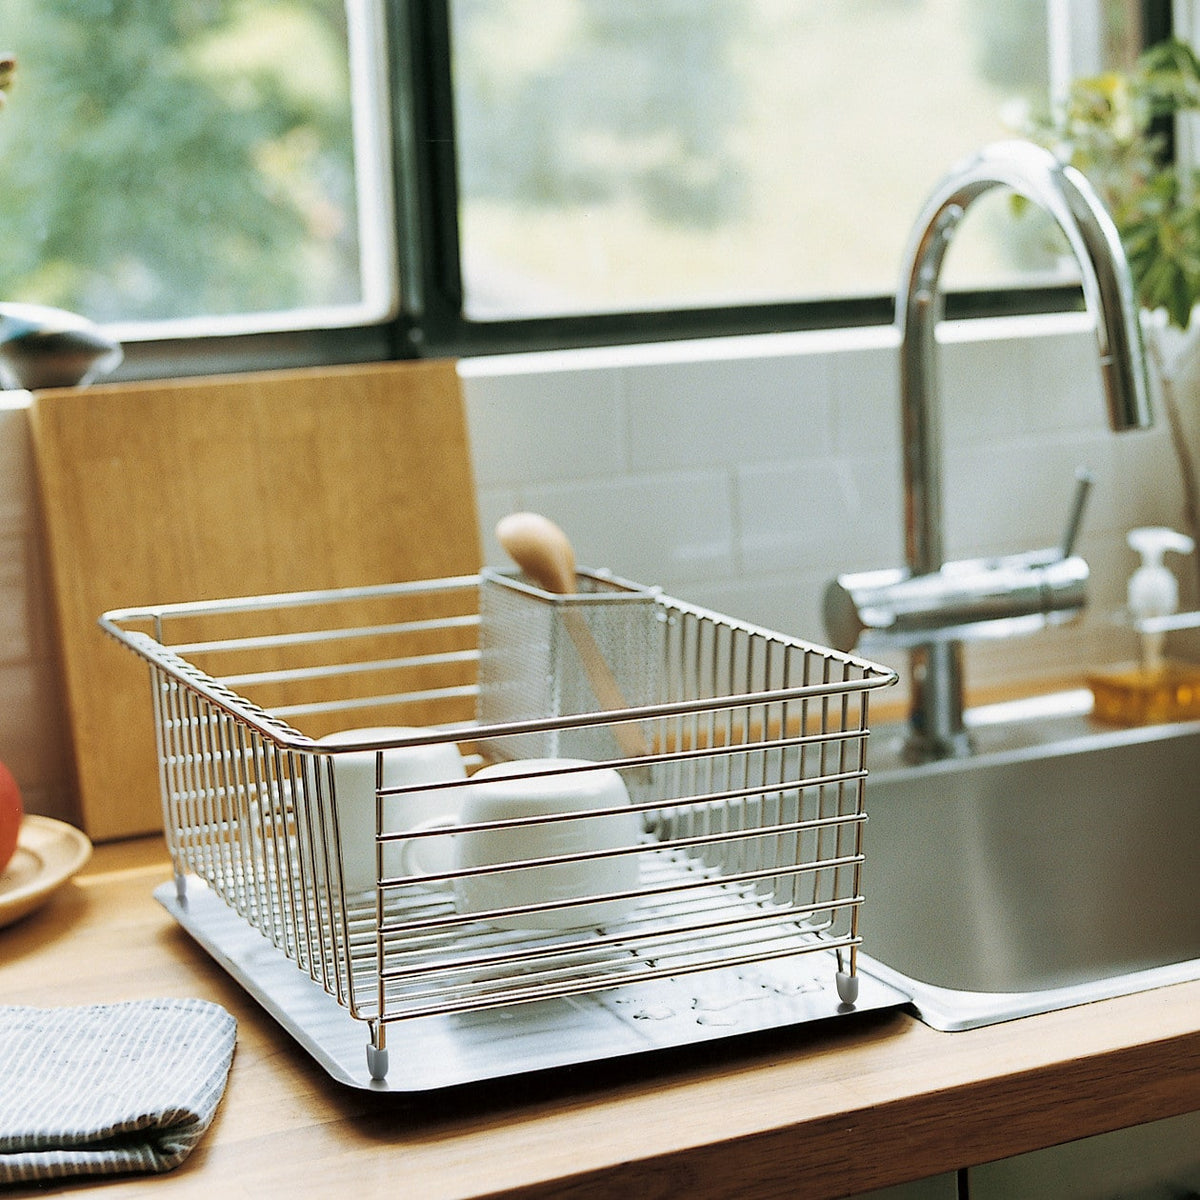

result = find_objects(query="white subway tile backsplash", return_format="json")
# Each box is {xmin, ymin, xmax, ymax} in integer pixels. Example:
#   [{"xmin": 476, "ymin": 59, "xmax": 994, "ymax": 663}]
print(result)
[
  {"xmin": 939, "ymin": 335, "xmax": 1037, "ymax": 445},
  {"xmin": 738, "ymin": 453, "xmax": 903, "ymax": 579},
  {"xmin": 475, "ymin": 485, "xmax": 524, "ymax": 570},
  {"xmin": 829, "ymin": 339, "xmax": 900, "ymax": 457},
  {"xmin": 667, "ymin": 571, "xmax": 823, "ymax": 645},
  {"xmin": 459, "ymin": 366, "xmax": 624, "ymax": 488},
  {"xmin": 737, "ymin": 458, "xmax": 896, "ymax": 577},
  {"xmin": 1012, "ymin": 324, "xmax": 1106, "ymax": 432},
  {"xmin": 621, "ymin": 351, "xmax": 833, "ymax": 473},
  {"xmin": 824, "ymin": 454, "xmax": 906, "ymax": 570},
  {"xmin": 1106, "ymin": 421, "xmax": 1186, "ymax": 533},
  {"xmin": 966, "ymin": 617, "xmax": 1134, "ymax": 690},
  {"xmin": 943, "ymin": 432, "xmax": 1117, "ymax": 557},
  {"xmin": 1073, "ymin": 529, "xmax": 1131, "ymax": 614},
  {"xmin": 520, "ymin": 472, "xmax": 735, "ymax": 586},
  {"xmin": 938, "ymin": 316, "xmax": 1106, "ymax": 441}
]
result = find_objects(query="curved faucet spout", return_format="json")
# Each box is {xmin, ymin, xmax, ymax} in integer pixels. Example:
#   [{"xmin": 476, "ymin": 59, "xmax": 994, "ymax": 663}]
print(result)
[
  {"xmin": 899, "ymin": 140, "xmax": 1151, "ymax": 576},
  {"xmin": 895, "ymin": 140, "xmax": 1153, "ymax": 761}
]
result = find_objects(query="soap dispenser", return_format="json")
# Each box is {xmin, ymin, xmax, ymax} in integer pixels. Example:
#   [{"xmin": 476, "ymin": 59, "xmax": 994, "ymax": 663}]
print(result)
[
  {"xmin": 1127, "ymin": 527, "xmax": 1194, "ymax": 669},
  {"xmin": 1088, "ymin": 526, "xmax": 1200, "ymax": 725}
]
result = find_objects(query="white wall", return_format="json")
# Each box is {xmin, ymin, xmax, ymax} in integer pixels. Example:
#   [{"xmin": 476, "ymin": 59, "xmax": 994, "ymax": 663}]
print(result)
[{"xmin": 3, "ymin": 314, "xmax": 1189, "ymax": 823}]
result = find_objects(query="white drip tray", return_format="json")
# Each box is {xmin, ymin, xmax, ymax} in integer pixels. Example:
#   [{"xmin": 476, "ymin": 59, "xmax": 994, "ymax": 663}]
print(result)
[{"xmin": 158, "ymin": 879, "xmax": 910, "ymax": 1093}]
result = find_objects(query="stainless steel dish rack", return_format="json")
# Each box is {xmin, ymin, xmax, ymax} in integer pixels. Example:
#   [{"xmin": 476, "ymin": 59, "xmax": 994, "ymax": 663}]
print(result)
[{"xmin": 102, "ymin": 571, "xmax": 903, "ymax": 1092}]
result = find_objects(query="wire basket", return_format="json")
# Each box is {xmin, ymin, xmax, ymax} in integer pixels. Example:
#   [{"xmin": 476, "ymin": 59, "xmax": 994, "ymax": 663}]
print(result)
[{"xmin": 102, "ymin": 573, "xmax": 900, "ymax": 1090}]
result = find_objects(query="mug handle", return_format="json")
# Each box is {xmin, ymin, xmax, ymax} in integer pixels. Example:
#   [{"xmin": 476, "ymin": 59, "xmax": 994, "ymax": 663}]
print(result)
[{"xmin": 396, "ymin": 814, "xmax": 459, "ymax": 882}]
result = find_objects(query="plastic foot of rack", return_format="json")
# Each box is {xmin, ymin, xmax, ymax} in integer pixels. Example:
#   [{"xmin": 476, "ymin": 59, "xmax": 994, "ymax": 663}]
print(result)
[
  {"xmin": 835, "ymin": 971, "xmax": 859, "ymax": 1005},
  {"xmin": 366, "ymin": 1044, "xmax": 389, "ymax": 1082}
]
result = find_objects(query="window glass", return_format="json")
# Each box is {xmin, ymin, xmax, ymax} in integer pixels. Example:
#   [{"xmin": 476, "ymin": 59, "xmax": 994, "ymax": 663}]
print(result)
[
  {"xmin": 0, "ymin": 1, "xmax": 1151, "ymax": 351},
  {"xmin": 0, "ymin": 0, "xmax": 394, "ymax": 339},
  {"xmin": 449, "ymin": 0, "xmax": 1144, "ymax": 321}
]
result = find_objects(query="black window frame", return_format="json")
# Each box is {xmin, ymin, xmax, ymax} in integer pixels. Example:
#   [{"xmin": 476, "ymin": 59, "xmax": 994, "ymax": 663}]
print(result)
[{"xmin": 117, "ymin": 0, "xmax": 1173, "ymax": 380}]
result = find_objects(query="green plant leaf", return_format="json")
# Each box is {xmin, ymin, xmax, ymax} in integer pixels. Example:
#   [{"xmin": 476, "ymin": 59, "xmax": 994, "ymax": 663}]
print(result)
[{"xmin": 1019, "ymin": 37, "xmax": 1200, "ymax": 330}]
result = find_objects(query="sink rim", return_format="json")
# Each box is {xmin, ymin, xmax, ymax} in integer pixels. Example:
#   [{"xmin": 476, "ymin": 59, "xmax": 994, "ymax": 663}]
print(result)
[
  {"xmin": 868, "ymin": 686, "xmax": 1200, "ymax": 779},
  {"xmin": 858, "ymin": 950, "xmax": 1200, "ymax": 1031}
]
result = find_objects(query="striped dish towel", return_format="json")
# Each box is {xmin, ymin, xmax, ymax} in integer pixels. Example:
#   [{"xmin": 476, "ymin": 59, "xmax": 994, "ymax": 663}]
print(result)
[{"xmin": 0, "ymin": 998, "xmax": 236, "ymax": 1183}]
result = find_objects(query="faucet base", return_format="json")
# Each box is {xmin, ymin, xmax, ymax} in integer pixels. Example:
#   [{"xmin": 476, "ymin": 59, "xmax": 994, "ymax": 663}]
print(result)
[
  {"xmin": 903, "ymin": 640, "xmax": 974, "ymax": 762},
  {"xmin": 900, "ymin": 725, "xmax": 975, "ymax": 764}
]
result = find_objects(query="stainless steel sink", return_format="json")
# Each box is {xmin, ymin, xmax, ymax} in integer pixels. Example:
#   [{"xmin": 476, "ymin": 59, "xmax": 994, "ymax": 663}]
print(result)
[{"xmin": 855, "ymin": 691, "xmax": 1200, "ymax": 1029}]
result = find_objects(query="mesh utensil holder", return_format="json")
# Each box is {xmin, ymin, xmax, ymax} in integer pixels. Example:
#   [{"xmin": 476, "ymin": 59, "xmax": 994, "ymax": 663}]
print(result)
[{"xmin": 477, "ymin": 567, "xmax": 662, "ymax": 764}]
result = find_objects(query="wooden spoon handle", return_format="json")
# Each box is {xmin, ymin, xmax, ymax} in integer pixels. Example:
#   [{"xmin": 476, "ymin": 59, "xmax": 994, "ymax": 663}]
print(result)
[{"xmin": 561, "ymin": 608, "xmax": 650, "ymax": 758}]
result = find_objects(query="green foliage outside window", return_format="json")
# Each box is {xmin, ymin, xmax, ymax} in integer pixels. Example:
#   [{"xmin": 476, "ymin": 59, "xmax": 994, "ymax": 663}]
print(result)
[
  {"xmin": 0, "ymin": 0, "xmax": 360, "ymax": 325},
  {"xmin": 452, "ymin": 0, "xmax": 749, "ymax": 232}
]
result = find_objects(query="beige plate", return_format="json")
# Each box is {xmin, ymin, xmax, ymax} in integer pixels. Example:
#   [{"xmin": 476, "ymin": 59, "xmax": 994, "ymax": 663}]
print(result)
[{"xmin": 0, "ymin": 815, "xmax": 93, "ymax": 929}]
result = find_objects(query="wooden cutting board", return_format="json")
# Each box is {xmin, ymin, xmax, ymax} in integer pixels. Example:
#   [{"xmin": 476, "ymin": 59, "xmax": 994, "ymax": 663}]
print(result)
[{"xmin": 30, "ymin": 360, "xmax": 481, "ymax": 841}]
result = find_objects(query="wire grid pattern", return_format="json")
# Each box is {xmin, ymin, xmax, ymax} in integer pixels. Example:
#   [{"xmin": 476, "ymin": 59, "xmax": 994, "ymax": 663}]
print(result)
[{"xmin": 109, "ymin": 578, "xmax": 895, "ymax": 1031}]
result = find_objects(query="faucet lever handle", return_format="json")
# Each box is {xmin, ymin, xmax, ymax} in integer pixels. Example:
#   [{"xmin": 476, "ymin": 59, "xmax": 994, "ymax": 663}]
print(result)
[{"xmin": 1060, "ymin": 468, "xmax": 1095, "ymax": 559}]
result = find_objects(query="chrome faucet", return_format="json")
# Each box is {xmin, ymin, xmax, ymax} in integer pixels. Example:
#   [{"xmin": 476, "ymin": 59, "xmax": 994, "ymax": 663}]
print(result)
[{"xmin": 825, "ymin": 141, "xmax": 1153, "ymax": 762}]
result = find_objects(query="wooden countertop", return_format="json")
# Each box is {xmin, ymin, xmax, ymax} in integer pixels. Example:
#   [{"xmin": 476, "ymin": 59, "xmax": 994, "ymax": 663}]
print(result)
[{"xmin": 4, "ymin": 837, "xmax": 1200, "ymax": 1199}]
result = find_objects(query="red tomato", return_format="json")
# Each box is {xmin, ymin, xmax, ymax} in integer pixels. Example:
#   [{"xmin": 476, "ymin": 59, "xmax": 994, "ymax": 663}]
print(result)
[{"xmin": 0, "ymin": 759, "xmax": 22, "ymax": 874}]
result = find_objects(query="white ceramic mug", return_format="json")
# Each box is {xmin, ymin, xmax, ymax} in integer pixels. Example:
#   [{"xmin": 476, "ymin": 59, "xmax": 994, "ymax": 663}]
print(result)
[
  {"xmin": 401, "ymin": 758, "xmax": 642, "ymax": 930},
  {"xmin": 316, "ymin": 727, "xmax": 467, "ymax": 896}
]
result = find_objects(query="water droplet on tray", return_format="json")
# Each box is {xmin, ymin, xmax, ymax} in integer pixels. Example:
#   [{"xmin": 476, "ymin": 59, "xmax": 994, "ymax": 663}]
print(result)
[
  {"xmin": 765, "ymin": 977, "xmax": 824, "ymax": 996},
  {"xmin": 631, "ymin": 1002, "xmax": 675, "ymax": 1021},
  {"xmin": 694, "ymin": 1010, "xmax": 738, "ymax": 1027}
]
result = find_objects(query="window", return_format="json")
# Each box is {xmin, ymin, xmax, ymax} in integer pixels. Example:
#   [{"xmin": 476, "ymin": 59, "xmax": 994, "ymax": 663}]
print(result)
[
  {"xmin": 0, "ymin": 0, "xmax": 396, "ymax": 374},
  {"xmin": 0, "ymin": 1, "xmax": 1170, "ymax": 372},
  {"xmin": 429, "ymin": 0, "xmax": 1160, "ymax": 351}
]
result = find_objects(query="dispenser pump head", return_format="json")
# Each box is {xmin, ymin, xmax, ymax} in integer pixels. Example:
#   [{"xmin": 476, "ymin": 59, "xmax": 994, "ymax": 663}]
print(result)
[{"xmin": 1127, "ymin": 527, "xmax": 1194, "ymax": 618}]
